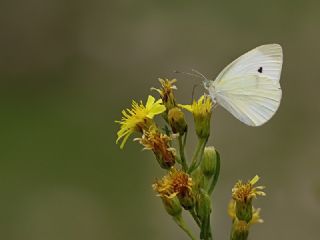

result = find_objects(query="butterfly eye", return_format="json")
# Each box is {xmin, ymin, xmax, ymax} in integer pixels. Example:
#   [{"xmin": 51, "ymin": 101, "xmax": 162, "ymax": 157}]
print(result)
[{"xmin": 203, "ymin": 81, "xmax": 210, "ymax": 89}]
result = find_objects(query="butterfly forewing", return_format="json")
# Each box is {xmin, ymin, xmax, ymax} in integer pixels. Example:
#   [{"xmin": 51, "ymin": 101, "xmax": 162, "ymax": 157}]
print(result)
[
  {"xmin": 210, "ymin": 44, "xmax": 283, "ymax": 126},
  {"xmin": 215, "ymin": 44, "xmax": 283, "ymax": 83}
]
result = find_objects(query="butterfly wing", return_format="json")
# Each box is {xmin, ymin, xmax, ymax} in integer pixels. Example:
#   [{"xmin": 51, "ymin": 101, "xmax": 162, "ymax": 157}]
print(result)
[
  {"xmin": 215, "ymin": 44, "xmax": 283, "ymax": 83},
  {"xmin": 210, "ymin": 44, "xmax": 283, "ymax": 126}
]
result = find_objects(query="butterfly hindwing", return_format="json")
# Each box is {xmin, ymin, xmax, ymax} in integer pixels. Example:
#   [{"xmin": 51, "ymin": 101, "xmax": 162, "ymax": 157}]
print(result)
[{"xmin": 211, "ymin": 75, "xmax": 282, "ymax": 126}]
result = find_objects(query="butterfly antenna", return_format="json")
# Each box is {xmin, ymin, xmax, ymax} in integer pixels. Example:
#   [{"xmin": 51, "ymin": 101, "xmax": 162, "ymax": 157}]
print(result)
[
  {"xmin": 173, "ymin": 70, "xmax": 203, "ymax": 80},
  {"xmin": 191, "ymin": 69, "xmax": 208, "ymax": 80}
]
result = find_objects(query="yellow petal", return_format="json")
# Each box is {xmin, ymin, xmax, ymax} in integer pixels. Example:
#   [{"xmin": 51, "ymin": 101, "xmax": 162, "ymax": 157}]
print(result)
[
  {"xmin": 147, "ymin": 105, "xmax": 166, "ymax": 118},
  {"xmin": 250, "ymin": 175, "xmax": 260, "ymax": 185},
  {"xmin": 146, "ymin": 95, "xmax": 156, "ymax": 110},
  {"xmin": 179, "ymin": 104, "xmax": 193, "ymax": 112}
]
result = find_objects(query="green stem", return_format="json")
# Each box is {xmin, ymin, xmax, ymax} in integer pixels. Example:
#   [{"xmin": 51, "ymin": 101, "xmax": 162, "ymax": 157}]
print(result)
[
  {"xmin": 208, "ymin": 151, "xmax": 220, "ymax": 195},
  {"xmin": 200, "ymin": 214, "xmax": 211, "ymax": 240},
  {"xmin": 188, "ymin": 137, "xmax": 208, "ymax": 174},
  {"xmin": 189, "ymin": 208, "xmax": 201, "ymax": 227},
  {"xmin": 183, "ymin": 128, "xmax": 188, "ymax": 148},
  {"xmin": 178, "ymin": 135, "xmax": 188, "ymax": 171},
  {"xmin": 173, "ymin": 215, "xmax": 197, "ymax": 240}
]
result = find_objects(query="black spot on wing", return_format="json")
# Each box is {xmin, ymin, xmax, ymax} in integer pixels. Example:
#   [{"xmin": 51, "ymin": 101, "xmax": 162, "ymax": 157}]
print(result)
[{"xmin": 258, "ymin": 67, "xmax": 263, "ymax": 73}]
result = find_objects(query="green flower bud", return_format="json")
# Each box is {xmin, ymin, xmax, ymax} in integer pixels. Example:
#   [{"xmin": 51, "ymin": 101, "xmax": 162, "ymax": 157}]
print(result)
[
  {"xmin": 192, "ymin": 168, "xmax": 205, "ymax": 190},
  {"xmin": 201, "ymin": 146, "xmax": 218, "ymax": 177},
  {"xmin": 168, "ymin": 107, "xmax": 187, "ymax": 135},
  {"xmin": 196, "ymin": 189, "xmax": 211, "ymax": 221},
  {"xmin": 161, "ymin": 196, "xmax": 182, "ymax": 217},
  {"xmin": 235, "ymin": 200, "xmax": 253, "ymax": 223}
]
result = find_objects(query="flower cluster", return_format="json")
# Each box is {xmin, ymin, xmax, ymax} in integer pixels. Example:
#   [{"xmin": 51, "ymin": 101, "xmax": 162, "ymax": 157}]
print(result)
[{"xmin": 115, "ymin": 77, "xmax": 268, "ymax": 240}]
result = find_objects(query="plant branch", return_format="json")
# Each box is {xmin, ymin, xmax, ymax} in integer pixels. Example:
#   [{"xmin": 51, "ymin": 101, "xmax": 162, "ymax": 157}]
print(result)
[{"xmin": 178, "ymin": 134, "xmax": 188, "ymax": 171}]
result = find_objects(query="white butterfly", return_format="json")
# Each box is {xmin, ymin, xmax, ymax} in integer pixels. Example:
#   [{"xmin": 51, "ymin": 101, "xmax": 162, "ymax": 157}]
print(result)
[{"xmin": 202, "ymin": 44, "xmax": 283, "ymax": 126}]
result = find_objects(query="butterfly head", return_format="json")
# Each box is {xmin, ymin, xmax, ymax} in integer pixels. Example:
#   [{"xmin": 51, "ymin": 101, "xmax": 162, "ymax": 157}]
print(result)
[{"xmin": 202, "ymin": 79, "xmax": 211, "ymax": 90}]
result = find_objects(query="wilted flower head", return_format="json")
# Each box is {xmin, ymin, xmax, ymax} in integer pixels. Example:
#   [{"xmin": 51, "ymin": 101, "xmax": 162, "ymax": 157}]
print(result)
[
  {"xmin": 153, "ymin": 168, "xmax": 192, "ymax": 198},
  {"xmin": 153, "ymin": 168, "xmax": 194, "ymax": 209},
  {"xmin": 232, "ymin": 175, "xmax": 266, "ymax": 203},
  {"xmin": 136, "ymin": 127, "xmax": 176, "ymax": 169},
  {"xmin": 116, "ymin": 95, "xmax": 166, "ymax": 149},
  {"xmin": 152, "ymin": 78, "xmax": 177, "ymax": 111},
  {"xmin": 180, "ymin": 95, "xmax": 213, "ymax": 139}
]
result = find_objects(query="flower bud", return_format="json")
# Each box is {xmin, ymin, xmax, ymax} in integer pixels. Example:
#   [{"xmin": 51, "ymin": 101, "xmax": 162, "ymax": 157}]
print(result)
[
  {"xmin": 191, "ymin": 168, "xmax": 205, "ymax": 190},
  {"xmin": 235, "ymin": 200, "xmax": 253, "ymax": 223},
  {"xmin": 168, "ymin": 107, "xmax": 187, "ymax": 135},
  {"xmin": 201, "ymin": 146, "xmax": 218, "ymax": 177},
  {"xmin": 161, "ymin": 196, "xmax": 182, "ymax": 217},
  {"xmin": 196, "ymin": 189, "xmax": 211, "ymax": 221}
]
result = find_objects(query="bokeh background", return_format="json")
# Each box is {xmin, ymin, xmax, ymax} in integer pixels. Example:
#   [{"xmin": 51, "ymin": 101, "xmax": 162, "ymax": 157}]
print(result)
[{"xmin": 1, "ymin": 1, "xmax": 320, "ymax": 239}]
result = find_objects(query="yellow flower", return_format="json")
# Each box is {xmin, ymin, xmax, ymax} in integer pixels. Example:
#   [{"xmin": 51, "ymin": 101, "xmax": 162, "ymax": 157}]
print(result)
[
  {"xmin": 180, "ymin": 95, "xmax": 213, "ymax": 139},
  {"xmin": 116, "ymin": 95, "xmax": 166, "ymax": 149},
  {"xmin": 180, "ymin": 95, "xmax": 212, "ymax": 115},
  {"xmin": 232, "ymin": 175, "xmax": 266, "ymax": 203},
  {"xmin": 136, "ymin": 127, "xmax": 176, "ymax": 169},
  {"xmin": 153, "ymin": 168, "xmax": 194, "ymax": 209},
  {"xmin": 231, "ymin": 175, "xmax": 266, "ymax": 223},
  {"xmin": 151, "ymin": 78, "xmax": 177, "ymax": 111}
]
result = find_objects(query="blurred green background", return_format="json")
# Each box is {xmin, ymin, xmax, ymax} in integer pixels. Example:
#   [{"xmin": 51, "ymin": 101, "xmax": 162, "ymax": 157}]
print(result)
[{"xmin": 1, "ymin": 0, "xmax": 320, "ymax": 239}]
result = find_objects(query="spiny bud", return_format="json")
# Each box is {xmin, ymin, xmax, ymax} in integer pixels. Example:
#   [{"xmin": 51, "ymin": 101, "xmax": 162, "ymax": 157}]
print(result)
[
  {"xmin": 161, "ymin": 196, "xmax": 182, "ymax": 217},
  {"xmin": 168, "ymin": 107, "xmax": 187, "ymax": 135},
  {"xmin": 201, "ymin": 146, "xmax": 218, "ymax": 177}
]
